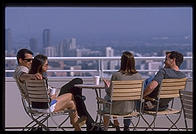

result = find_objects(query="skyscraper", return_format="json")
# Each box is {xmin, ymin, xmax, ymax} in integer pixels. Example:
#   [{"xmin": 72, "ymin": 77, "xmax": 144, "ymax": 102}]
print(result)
[
  {"xmin": 106, "ymin": 47, "xmax": 114, "ymax": 57},
  {"xmin": 29, "ymin": 38, "xmax": 38, "ymax": 53},
  {"xmin": 104, "ymin": 47, "xmax": 117, "ymax": 70},
  {"xmin": 69, "ymin": 38, "xmax": 76, "ymax": 50},
  {"xmin": 42, "ymin": 29, "xmax": 50, "ymax": 48},
  {"xmin": 44, "ymin": 46, "xmax": 56, "ymax": 57}
]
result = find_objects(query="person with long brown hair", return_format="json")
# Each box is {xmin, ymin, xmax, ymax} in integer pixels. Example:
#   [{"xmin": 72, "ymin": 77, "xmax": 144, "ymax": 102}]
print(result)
[
  {"xmin": 103, "ymin": 51, "xmax": 142, "ymax": 131},
  {"xmin": 28, "ymin": 54, "xmax": 83, "ymax": 131}
]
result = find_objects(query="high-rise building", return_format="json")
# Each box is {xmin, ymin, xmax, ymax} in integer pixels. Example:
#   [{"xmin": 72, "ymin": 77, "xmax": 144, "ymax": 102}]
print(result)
[
  {"xmin": 5, "ymin": 28, "xmax": 12, "ymax": 52},
  {"xmin": 57, "ymin": 39, "xmax": 66, "ymax": 57},
  {"xmin": 104, "ymin": 47, "xmax": 117, "ymax": 70},
  {"xmin": 29, "ymin": 38, "xmax": 38, "ymax": 53},
  {"xmin": 106, "ymin": 47, "xmax": 114, "ymax": 57},
  {"xmin": 43, "ymin": 29, "xmax": 50, "ymax": 48},
  {"xmin": 69, "ymin": 38, "xmax": 76, "ymax": 50},
  {"xmin": 57, "ymin": 39, "xmax": 71, "ymax": 57},
  {"xmin": 44, "ymin": 46, "xmax": 56, "ymax": 57}
]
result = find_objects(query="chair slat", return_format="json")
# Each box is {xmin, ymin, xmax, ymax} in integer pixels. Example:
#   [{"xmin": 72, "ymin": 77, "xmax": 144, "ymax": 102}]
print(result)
[
  {"xmin": 25, "ymin": 80, "xmax": 50, "ymax": 104},
  {"xmin": 28, "ymin": 90, "xmax": 47, "ymax": 95},
  {"xmin": 160, "ymin": 86, "xmax": 186, "ymax": 91},
  {"xmin": 159, "ymin": 94, "xmax": 179, "ymax": 98},
  {"xmin": 29, "ymin": 94, "xmax": 48, "ymax": 99},
  {"xmin": 111, "ymin": 80, "xmax": 143, "ymax": 101},
  {"xmin": 160, "ymin": 90, "xmax": 179, "ymax": 95},
  {"xmin": 181, "ymin": 95, "xmax": 193, "ymax": 101},
  {"xmin": 112, "ymin": 92, "xmax": 141, "ymax": 97},
  {"xmin": 184, "ymin": 109, "xmax": 192, "ymax": 115},
  {"xmin": 181, "ymin": 90, "xmax": 193, "ymax": 96},
  {"xmin": 161, "ymin": 81, "xmax": 186, "ymax": 87},
  {"xmin": 28, "ymin": 98, "xmax": 49, "ymax": 102},
  {"xmin": 112, "ymin": 80, "xmax": 143, "ymax": 85},
  {"xmin": 183, "ymin": 105, "xmax": 192, "ymax": 111},
  {"xmin": 185, "ymin": 113, "xmax": 193, "ymax": 119},
  {"xmin": 112, "ymin": 96, "xmax": 141, "ymax": 101},
  {"xmin": 162, "ymin": 78, "xmax": 187, "ymax": 83},
  {"xmin": 113, "ymin": 88, "xmax": 142, "ymax": 93},
  {"xmin": 27, "ymin": 86, "xmax": 47, "ymax": 91},
  {"xmin": 113, "ymin": 84, "xmax": 142, "ymax": 89},
  {"xmin": 182, "ymin": 99, "xmax": 193, "ymax": 106},
  {"xmin": 26, "ymin": 82, "xmax": 46, "ymax": 87}
]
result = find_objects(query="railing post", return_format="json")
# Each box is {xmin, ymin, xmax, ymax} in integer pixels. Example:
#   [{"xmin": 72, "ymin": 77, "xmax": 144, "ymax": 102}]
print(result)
[
  {"xmin": 98, "ymin": 59, "xmax": 100, "ymax": 76},
  {"xmin": 100, "ymin": 58, "xmax": 104, "ymax": 78}
]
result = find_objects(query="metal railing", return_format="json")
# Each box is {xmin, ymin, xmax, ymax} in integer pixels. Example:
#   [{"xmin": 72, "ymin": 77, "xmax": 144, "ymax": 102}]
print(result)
[{"xmin": 5, "ymin": 56, "xmax": 192, "ymax": 78}]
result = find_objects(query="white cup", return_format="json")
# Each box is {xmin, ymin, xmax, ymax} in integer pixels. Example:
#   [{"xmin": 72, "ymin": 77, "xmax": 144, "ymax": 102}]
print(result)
[
  {"xmin": 94, "ymin": 76, "xmax": 100, "ymax": 85},
  {"xmin": 50, "ymin": 87, "xmax": 56, "ymax": 96}
]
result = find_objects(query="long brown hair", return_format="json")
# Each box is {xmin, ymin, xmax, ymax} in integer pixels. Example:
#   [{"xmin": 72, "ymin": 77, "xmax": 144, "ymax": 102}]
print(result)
[
  {"xmin": 119, "ymin": 51, "xmax": 137, "ymax": 75},
  {"xmin": 29, "ymin": 54, "xmax": 48, "ymax": 75}
]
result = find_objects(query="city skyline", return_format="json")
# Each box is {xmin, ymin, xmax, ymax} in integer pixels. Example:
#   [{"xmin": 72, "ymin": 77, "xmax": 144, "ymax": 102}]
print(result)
[{"xmin": 5, "ymin": 7, "xmax": 192, "ymax": 48}]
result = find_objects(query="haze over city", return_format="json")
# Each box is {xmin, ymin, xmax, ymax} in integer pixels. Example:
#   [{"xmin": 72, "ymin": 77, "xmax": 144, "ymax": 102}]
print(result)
[
  {"xmin": 5, "ymin": 7, "xmax": 192, "ymax": 49},
  {"xmin": 5, "ymin": 6, "xmax": 192, "ymax": 78}
]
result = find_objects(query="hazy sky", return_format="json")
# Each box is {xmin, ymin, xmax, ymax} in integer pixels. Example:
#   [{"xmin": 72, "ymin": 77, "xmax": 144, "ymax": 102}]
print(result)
[{"xmin": 5, "ymin": 7, "xmax": 192, "ymax": 39}]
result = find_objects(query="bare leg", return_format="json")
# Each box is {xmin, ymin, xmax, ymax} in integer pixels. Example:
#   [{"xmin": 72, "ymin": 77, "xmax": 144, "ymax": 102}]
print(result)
[
  {"xmin": 103, "ymin": 116, "xmax": 110, "ymax": 131},
  {"xmin": 113, "ymin": 117, "xmax": 120, "ymax": 127},
  {"xmin": 53, "ymin": 93, "xmax": 81, "ymax": 131},
  {"xmin": 54, "ymin": 93, "xmax": 73, "ymax": 111}
]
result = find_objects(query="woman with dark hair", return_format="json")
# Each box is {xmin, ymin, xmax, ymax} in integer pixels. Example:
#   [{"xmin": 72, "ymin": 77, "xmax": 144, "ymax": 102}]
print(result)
[
  {"xmin": 103, "ymin": 51, "xmax": 142, "ymax": 131},
  {"xmin": 29, "ymin": 54, "xmax": 96, "ymax": 131},
  {"xmin": 29, "ymin": 54, "xmax": 82, "ymax": 131}
]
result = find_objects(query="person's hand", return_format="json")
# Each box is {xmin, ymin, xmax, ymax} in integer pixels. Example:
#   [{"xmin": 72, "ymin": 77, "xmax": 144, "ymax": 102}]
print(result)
[
  {"xmin": 34, "ymin": 73, "xmax": 43, "ymax": 80},
  {"xmin": 50, "ymin": 94, "xmax": 57, "ymax": 100},
  {"xmin": 103, "ymin": 78, "xmax": 110, "ymax": 88}
]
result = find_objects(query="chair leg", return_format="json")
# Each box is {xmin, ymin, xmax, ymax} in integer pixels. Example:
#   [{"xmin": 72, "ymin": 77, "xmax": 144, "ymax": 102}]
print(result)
[
  {"xmin": 140, "ymin": 114, "xmax": 155, "ymax": 131},
  {"xmin": 30, "ymin": 114, "xmax": 50, "ymax": 131},
  {"xmin": 132, "ymin": 115, "xmax": 141, "ymax": 131},
  {"xmin": 57, "ymin": 115, "xmax": 70, "ymax": 131},
  {"xmin": 166, "ymin": 113, "xmax": 181, "ymax": 131},
  {"xmin": 145, "ymin": 115, "xmax": 157, "ymax": 131},
  {"xmin": 23, "ymin": 114, "xmax": 46, "ymax": 131}
]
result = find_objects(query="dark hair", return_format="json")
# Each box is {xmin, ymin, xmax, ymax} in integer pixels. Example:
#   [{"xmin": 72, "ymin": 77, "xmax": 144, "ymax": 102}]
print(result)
[
  {"xmin": 16, "ymin": 49, "xmax": 33, "ymax": 64},
  {"xmin": 119, "ymin": 51, "xmax": 137, "ymax": 75},
  {"xmin": 29, "ymin": 54, "xmax": 48, "ymax": 74},
  {"xmin": 166, "ymin": 51, "xmax": 184, "ymax": 67}
]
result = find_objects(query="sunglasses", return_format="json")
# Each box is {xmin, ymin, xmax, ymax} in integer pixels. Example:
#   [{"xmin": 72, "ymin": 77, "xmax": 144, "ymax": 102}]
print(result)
[{"xmin": 23, "ymin": 58, "xmax": 33, "ymax": 62}]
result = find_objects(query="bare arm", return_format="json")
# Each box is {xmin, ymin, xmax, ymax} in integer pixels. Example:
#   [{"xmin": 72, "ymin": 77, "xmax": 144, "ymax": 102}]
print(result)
[
  {"xmin": 143, "ymin": 80, "xmax": 158, "ymax": 97},
  {"xmin": 103, "ymin": 78, "xmax": 110, "ymax": 88}
]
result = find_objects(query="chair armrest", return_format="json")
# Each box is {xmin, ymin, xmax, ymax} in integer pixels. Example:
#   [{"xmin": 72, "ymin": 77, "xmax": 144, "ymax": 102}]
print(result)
[{"xmin": 96, "ymin": 97, "xmax": 111, "ymax": 104}]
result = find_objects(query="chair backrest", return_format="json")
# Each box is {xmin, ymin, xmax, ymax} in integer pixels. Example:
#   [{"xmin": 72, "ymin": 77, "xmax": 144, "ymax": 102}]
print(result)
[
  {"xmin": 159, "ymin": 78, "xmax": 187, "ymax": 99},
  {"xmin": 180, "ymin": 90, "xmax": 193, "ymax": 119},
  {"xmin": 25, "ymin": 79, "xmax": 50, "ymax": 105},
  {"xmin": 111, "ymin": 80, "xmax": 144, "ymax": 101}
]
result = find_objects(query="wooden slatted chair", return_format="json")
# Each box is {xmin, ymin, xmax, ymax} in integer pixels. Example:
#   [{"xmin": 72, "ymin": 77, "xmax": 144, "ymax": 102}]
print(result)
[
  {"xmin": 142, "ymin": 78, "xmax": 187, "ymax": 131},
  {"xmin": 24, "ymin": 79, "xmax": 74, "ymax": 131},
  {"xmin": 180, "ymin": 90, "xmax": 193, "ymax": 131},
  {"xmin": 97, "ymin": 80, "xmax": 144, "ymax": 131}
]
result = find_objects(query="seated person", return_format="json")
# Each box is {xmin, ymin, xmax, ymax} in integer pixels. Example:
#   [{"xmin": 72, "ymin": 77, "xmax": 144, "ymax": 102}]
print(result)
[
  {"xmin": 103, "ymin": 51, "xmax": 143, "ymax": 131},
  {"xmin": 13, "ymin": 49, "xmax": 91, "ymax": 131},
  {"xmin": 143, "ymin": 51, "xmax": 186, "ymax": 111}
]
